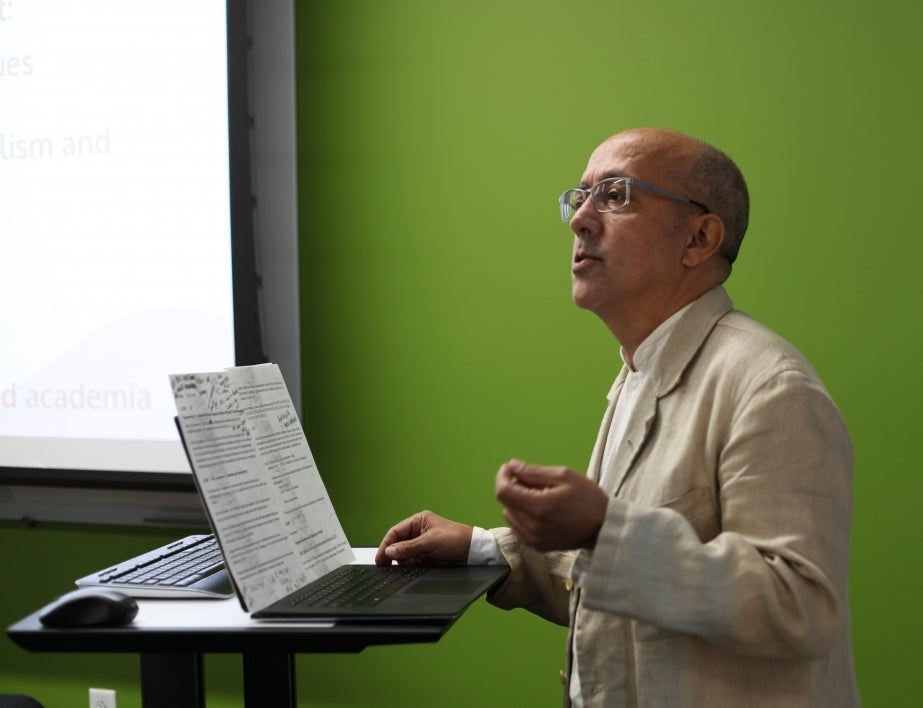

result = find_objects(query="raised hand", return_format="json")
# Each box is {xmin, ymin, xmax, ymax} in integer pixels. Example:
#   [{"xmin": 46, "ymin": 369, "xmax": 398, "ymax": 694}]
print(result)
[{"xmin": 495, "ymin": 459, "xmax": 608, "ymax": 552}]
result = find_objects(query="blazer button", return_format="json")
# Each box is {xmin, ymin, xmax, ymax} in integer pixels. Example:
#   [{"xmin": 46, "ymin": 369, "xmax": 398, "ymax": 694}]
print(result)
[{"xmin": 564, "ymin": 577, "xmax": 574, "ymax": 592}]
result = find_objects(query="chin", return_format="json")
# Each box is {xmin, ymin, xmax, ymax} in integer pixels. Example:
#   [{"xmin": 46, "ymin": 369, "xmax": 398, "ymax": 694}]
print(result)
[{"xmin": 571, "ymin": 288, "xmax": 596, "ymax": 312}]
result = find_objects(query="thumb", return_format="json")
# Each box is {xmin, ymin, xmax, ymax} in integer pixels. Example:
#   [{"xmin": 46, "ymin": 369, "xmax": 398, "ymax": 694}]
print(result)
[
  {"xmin": 507, "ymin": 459, "xmax": 553, "ymax": 488},
  {"xmin": 384, "ymin": 537, "xmax": 424, "ymax": 561}
]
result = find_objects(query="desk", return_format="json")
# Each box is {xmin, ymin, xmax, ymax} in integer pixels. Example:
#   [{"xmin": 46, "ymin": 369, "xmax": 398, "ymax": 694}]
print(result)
[{"xmin": 6, "ymin": 550, "xmax": 462, "ymax": 708}]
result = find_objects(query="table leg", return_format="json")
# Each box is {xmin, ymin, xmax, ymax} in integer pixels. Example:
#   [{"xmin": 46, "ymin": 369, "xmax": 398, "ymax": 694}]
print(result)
[
  {"xmin": 242, "ymin": 652, "xmax": 295, "ymax": 708},
  {"xmin": 139, "ymin": 653, "xmax": 204, "ymax": 708}
]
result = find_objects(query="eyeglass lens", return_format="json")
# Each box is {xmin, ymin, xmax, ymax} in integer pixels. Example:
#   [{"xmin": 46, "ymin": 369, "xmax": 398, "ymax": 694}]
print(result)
[{"xmin": 559, "ymin": 178, "xmax": 630, "ymax": 222}]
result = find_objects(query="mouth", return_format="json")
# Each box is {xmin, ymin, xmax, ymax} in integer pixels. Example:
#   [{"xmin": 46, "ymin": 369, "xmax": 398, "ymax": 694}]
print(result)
[{"xmin": 573, "ymin": 248, "xmax": 603, "ymax": 270}]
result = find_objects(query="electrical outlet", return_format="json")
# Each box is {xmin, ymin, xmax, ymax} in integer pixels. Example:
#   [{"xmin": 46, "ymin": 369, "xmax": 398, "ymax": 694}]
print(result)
[{"xmin": 89, "ymin": 687, "xmax": 117, "ymax": 708}]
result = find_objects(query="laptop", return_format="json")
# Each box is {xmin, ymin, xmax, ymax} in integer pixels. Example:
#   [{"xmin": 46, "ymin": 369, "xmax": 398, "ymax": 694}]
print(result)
[{"xmin": 171, "ymin": 364, "xmax": 508, "ymax": 622}]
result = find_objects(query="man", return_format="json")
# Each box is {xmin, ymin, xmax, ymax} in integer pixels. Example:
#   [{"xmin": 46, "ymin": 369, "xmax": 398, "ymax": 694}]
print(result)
[{"xmin": 375, "ymin": 128, "xmax": 859, "ymax": 707}]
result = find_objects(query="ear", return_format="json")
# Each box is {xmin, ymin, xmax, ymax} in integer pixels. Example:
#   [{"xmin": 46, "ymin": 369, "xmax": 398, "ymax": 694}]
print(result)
[{"xmin": 681, "ymin": 213, "xmax": 725, "ymax": 269}]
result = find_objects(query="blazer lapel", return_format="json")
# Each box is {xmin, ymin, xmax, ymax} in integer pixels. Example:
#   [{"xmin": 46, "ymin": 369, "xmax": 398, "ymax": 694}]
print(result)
[
  {"xmin": 600, "ymin": 286, "xmax": 735, "ymax": 497},
  {"xmin": 607, "ymin": 387, "xmax": 659, "ymax": 496}
]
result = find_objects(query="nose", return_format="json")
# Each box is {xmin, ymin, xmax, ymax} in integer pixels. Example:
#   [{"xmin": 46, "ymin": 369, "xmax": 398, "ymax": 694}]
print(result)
[{"xmin": 568, "ymin": 195, "xmax": 598, "ymax": 238}]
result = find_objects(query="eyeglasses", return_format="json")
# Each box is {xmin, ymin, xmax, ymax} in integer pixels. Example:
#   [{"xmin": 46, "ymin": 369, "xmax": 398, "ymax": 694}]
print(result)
[{"xmin": 558, "ymin": 176, "xmax": 711, "ymax": 223}]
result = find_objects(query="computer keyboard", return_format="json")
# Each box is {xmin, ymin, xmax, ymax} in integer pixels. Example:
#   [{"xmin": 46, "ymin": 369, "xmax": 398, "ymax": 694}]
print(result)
[
  {"xmin": 75, "ymin": 534, "xmax": 234, "ymax": 599},
  {"xmin": 285, "ymin": 565, "xmax": 427, "ymax": 609}
]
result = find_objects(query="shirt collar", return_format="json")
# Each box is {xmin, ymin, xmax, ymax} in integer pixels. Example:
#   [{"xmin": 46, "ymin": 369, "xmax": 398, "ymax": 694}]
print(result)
[{"xmin": 620, "ymin": 301, "xmax": 695, "ymax": 373}]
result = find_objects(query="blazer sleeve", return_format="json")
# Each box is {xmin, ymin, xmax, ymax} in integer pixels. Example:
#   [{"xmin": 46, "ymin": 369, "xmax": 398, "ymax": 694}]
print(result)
[{"xmin": 485, "ymin": 527, "xmax": 574, "ymax": 627}]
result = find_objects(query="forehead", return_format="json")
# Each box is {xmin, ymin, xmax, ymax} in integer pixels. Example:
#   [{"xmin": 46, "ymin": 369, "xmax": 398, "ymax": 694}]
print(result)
[{"xmin": 580, "ymin": 131, "xmax": 686, "ymax": 187}]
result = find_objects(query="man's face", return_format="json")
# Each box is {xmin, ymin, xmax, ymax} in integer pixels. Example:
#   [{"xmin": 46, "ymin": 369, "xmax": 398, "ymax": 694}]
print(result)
[{"xmin": 569, "ymin": 131, "xmax": 695, "ymax": 326}]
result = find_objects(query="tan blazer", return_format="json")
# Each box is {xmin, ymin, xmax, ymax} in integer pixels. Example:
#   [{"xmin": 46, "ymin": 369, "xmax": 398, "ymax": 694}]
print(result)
[{"xmin": 489, "ymin": 286, "xmax": 859, "ymax": 707}]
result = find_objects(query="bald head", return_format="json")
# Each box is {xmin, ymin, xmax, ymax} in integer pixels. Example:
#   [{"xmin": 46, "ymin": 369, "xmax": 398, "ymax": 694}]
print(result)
[{"xmin": 595, "ymin": 129, "xmax": 750, "ymax": 265}]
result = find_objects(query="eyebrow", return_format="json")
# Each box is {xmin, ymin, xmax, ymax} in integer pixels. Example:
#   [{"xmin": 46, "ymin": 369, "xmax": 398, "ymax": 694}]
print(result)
[{"xmin": 578, "ymin": 172, "xmax": 630, "ymax": 189}]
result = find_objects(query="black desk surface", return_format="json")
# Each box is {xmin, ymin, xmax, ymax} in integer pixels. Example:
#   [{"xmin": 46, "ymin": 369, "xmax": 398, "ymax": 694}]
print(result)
[
  {"xmin": 7, "ymin": 594, "xmax": 451, "ymax": 654},
  {"xmin": 7, "ymin": 548, "xmax": 458, "ymax": 654}
]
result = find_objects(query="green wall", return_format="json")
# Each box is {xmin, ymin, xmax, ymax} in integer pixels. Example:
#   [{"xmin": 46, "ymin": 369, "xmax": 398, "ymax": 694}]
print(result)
[{"xmin": 3, "ymin": 1, "xmax": 921, "ymax": 705}]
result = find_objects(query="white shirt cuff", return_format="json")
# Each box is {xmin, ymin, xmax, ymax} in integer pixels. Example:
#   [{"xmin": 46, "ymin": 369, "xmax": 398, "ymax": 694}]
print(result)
[{"xmin": 467, "ymin": 526, "xmax": 504, "ymax": 565}]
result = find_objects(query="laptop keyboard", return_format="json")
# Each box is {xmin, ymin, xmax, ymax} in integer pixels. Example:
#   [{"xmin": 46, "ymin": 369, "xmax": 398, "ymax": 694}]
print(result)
[{"xmin": 287, "ymin": 565, "xmax": 427, "ymax": 608}]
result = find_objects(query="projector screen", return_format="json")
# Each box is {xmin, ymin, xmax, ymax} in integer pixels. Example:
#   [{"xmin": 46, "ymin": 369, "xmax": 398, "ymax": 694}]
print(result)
[{"xmin": 0, "ymin": 0, "xmax": 298, "ymax": 522}]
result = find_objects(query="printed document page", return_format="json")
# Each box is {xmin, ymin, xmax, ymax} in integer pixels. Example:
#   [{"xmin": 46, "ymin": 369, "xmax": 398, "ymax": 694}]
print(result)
[{"xmin": 170, "ymin": 363, "xmax": 353, "ymax": 612}]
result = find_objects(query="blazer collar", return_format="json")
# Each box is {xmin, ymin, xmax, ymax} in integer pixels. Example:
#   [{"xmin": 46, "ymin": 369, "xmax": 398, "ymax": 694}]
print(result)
[
  {"xmin": 646, "ymin": 285, "xmax": 734, "ymax": 400},
  {"xmin": 593, "ymin": 285, "xmax": 734, "ymax": 493}
]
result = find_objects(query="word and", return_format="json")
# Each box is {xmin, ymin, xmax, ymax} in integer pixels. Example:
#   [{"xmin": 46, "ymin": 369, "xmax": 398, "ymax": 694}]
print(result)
[{"xmin": 0, "ymin": 129, "xmax": 111, "ymax": 160}]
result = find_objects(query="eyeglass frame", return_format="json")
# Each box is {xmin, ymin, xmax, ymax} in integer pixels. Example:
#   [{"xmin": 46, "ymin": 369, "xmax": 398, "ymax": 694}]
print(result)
[{"xmin": 558, "ymin": 176, "xmax": 711, "ymax": 223}]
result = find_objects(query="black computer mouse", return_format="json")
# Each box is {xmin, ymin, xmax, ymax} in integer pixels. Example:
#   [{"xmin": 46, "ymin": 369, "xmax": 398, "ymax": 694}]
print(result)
[{"xmin": 38, "ymin": 588, "xmax": 139, "ymax": 628}]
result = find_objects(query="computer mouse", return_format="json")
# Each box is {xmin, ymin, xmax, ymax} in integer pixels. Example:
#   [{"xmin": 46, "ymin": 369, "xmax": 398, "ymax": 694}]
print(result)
[{"xmin": 38, "ymin": 588, "xmax": 139, "ymax": 628}]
